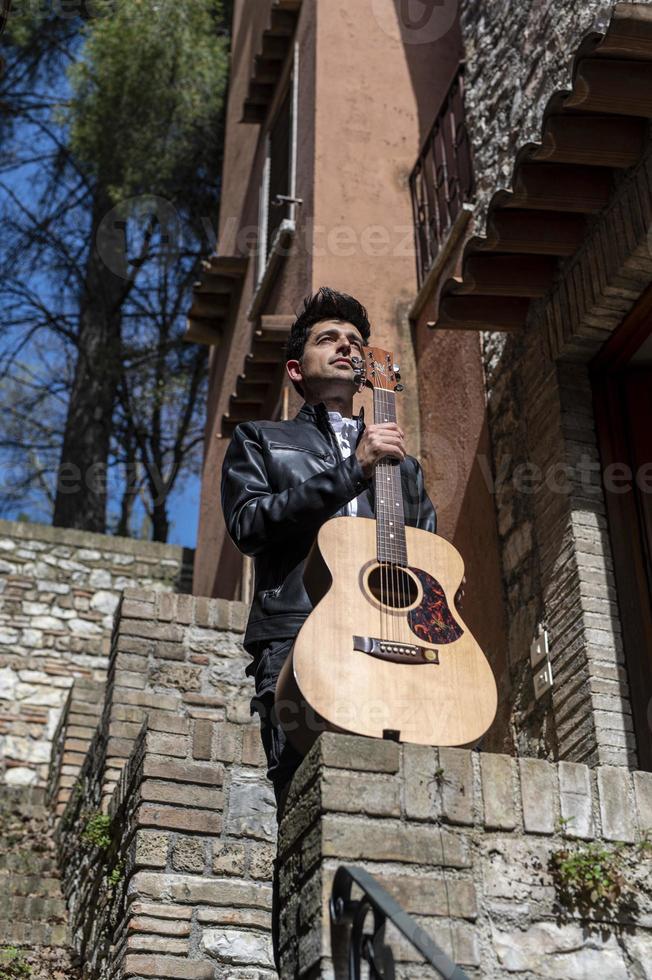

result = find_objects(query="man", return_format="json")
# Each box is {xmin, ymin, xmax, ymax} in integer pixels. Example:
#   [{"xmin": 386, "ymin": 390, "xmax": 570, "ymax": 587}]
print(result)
[{"xmin": 221, "ymin": 286, "xmax": 436, "ymax": 811}]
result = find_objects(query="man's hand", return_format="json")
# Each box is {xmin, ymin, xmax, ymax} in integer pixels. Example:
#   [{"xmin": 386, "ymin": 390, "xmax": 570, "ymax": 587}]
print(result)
[{"xmin": 355, "ymin": 422, "xmax": 406, "ymax": 478}]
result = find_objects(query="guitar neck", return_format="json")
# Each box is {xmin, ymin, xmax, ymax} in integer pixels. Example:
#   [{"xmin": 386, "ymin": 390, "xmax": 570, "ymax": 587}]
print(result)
[{"xmin": 373, "ymin": 388, "xmax": 407, "ymax": 565}]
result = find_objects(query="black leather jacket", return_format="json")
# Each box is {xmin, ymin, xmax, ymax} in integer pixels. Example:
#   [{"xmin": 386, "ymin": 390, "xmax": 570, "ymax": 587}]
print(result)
[{"xmin": 221, "ymin": 402, "xmax": 437, "ymax": 651}]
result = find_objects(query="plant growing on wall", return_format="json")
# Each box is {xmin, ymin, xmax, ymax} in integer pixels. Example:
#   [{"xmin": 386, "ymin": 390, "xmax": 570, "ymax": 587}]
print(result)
[
  {"xmin": 550, "ymin": 827, "xmax": 652, "ymax": 918},
  {"xmin": 0, "ymin": 947, "xmax": 31, "ymax": 980}
]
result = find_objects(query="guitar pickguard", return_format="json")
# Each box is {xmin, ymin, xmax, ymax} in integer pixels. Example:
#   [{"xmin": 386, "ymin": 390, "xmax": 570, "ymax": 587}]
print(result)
[{"xmin": 407, "ymin": 567, "xmax": 464, "ymax": 645}]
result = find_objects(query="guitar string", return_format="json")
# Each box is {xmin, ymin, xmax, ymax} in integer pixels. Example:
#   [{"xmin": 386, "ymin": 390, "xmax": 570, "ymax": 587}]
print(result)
[
  {"xmin": 375, "ymin": 369, "xmax": 458, "ymax": 964},
  {"xmin": 379, "ymin": 385, "xmax": 402, "ymax": 639}
]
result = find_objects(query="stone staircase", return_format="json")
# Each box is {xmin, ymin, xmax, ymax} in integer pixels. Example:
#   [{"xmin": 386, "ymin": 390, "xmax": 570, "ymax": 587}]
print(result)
[{"xmin": 0, "ymin": 786, "xmax": 79, "ymax": 979}]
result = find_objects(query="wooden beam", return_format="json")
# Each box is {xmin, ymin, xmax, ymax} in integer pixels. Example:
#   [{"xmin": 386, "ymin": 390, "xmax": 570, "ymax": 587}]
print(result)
[
  {"xmin": 184, "ymin": 319, "xmax": 223, "ymax": 345},
  {"xmin": 533, "ymin": 115, "xmax": 645, "ymax": 167},
  {"xmin": 452, "ymin": 255, "xmax": 558, "ymax": 298},
  {"xmin": 481, "ymin": 209, "xmax": 586, "ymax": 256},
  {"xmin": 436, "ymin": 295, "xmax": 530, "ymax": 332},
  {"xmin": 188, "ymin": 295, "xmax": 231, "ymax": 320},
  {"xmin": 260, "ymin": 34, "xmax": 290, "ymax": 60},
  {"xmin": 566, "ymin": 58, "xmax": 652, "ymax": 116},
  {"xmin": 253, "ymin": 56, "xmax": 283, "ymax": 85},
  {"xmin": 508, "ymin": 163, "xmax": 613, "ymax": 212},
  {"xmin": 268, "ymin": 9, "xmax": 297, "ymax": 35},
  {"xmin": 194, "ymin": 273, "xmax": 238, "ymax": 296},
  {"xmin": 203, "ymin": 255, "xmax": 248, "ymax": 278}
]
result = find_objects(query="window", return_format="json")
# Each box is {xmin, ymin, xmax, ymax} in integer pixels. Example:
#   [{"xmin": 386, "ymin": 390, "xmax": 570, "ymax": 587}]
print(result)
[{"xmin": 256, "ymin": 45, "xmax": 299, "ymax": 287}]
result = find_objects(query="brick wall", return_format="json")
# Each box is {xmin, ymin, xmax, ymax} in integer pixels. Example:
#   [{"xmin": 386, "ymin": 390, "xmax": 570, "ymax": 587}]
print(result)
[
  {"xmin": 54, "ymin": 590, "xmax": 277, "ymax": 979},
  {"xmin": 0, "ymin": 519, "xmax": 192, "ymax": 785},
  {"xmin": 278, "ymin": 734, "xmax": 652, "ymax": 978}
]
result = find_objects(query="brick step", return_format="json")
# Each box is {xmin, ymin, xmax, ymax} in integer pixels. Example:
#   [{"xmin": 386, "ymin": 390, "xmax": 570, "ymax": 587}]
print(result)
[
  {"xmin": 0, "ymin": 894, "xmax": 67, "ymax": 921},
  {"xmin": 0, "ymin": 872, "xmax": 63, "ymax": 897},
  {"xmin": 0, "ymin": 851, "xmax": 58, "ymax": 875},
  {"xmin": 0, "ymin": 919, "xmax": 69, "ymax": 946},
  {"xmin": 0, "ymin": 786, "xmax": 47, "ymax": 807}
]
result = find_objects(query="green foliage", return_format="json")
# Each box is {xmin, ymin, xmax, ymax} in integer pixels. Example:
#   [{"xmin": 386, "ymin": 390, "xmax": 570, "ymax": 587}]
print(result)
[
  {"xmin": 66, "ymin": 0, "xmax": 229, "ymax": 203},
  {"xmin": 81, "ymin": 811, "xmax": 112, "ymax": 851},
  {"xmin": 550, "ymin": 841, "xmax": 627, "ymax": 914},
  {"xmin": 107, "ymin": 858, "xmax": 125, "ymax": 888},
  {"xmin": 0, "ymin": 947, "xmax": 31, "ymax": 980}
]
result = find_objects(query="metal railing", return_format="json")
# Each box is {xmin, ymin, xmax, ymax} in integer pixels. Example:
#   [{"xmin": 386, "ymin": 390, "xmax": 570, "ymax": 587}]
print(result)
[
  {"xmin": 409, "ymin": 66, "xmax": 475, "ymax": 288},
  {"xmin": 330, "ymin": 865, "xmax": 471, "ymax": 979}
]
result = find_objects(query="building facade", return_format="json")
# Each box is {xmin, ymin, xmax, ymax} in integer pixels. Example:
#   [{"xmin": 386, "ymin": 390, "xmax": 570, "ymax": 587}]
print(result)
[{"xmin": 192, "ymin": 0, "xmax": 652, "ymax": 774}]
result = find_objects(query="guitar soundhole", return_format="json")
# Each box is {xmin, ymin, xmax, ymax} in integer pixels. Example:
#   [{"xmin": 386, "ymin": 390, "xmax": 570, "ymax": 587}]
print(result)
[{"xmin": 367, "ymin": 564, "xmax": 418, "ymax": 609}]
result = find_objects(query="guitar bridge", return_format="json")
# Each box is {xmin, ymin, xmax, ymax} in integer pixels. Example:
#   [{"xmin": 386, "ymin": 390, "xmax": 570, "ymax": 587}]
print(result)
[{"xmin": 353, "ymin": 636, "xmax": 439, "ymax": 665}]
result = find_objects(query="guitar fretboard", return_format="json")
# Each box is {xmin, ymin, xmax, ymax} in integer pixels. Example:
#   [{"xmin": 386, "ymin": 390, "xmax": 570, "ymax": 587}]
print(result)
[{"xmin": 373, "ymin": 388, "xmax": 407, "ymax": 566}]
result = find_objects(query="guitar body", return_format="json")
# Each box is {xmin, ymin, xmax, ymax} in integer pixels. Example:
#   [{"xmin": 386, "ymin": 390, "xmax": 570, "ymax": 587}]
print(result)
[{"xmin": 275, "ymin": 516, "xmax": 498, "ymax": 754}]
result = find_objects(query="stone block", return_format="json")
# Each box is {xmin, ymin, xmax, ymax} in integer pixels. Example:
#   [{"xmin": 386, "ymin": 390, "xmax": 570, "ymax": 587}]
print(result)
[
  {"xmin": 439, "ymin": 748, "xmax": 475, "ymax": 826},
  {"xmin": 249, "ymin": 842, "xmax": 275, "ymax": 880},
  {"xmin": 321, "ymin": 815, "xmax": 470, "ymax": 867},
  {"xmin": 130, "ymin": 871, "xmax": 272, "ymax": 909},
  {"xmin": 128, "ymin": 916, "xmax": 191, "ymax": 936},
  {"xmin": 403, "ymin": 744, "xmax": 440, "ymax": 821},
  {"xmin": 634, "ymin": 771, "xmax": 652, "ymax": 835},
  {"xmin": 123, "ymin": 954, "xmax": 213, "ymax": 979},
  {"xmin": 141, "ymin": 757, "xmax": 224, "ymax": 786},
  {"xmin": 226, "ymin": 770, "xmax": 277, "ymax": 843},
  {"xmin": 201, "ymin": 927, "xmax": 274, "ymax": 968},
  {"xmin": 129, "ymin": 902, "xmax": 192, "ymax": 920},
  {"xmin": 192, "ymin": 719, "xmax": 213, "ymax": 761},
  {"xmin": 492, "ymin": 922, "xmax": 628, "ymax": 979},
  {"xmin": 125, "ymin": 935, "xmax": 189, "ymax": 955},
  {"xmin": 214, "ymin": 721, "xmax": 243, "ymax": 763},
  {"xmin": 319, "ymin": 732, "xmax": 400, "ymax": 773},
  {"xmin": 197, "ymin": 907, "xmax": 271, "ymax": 929},
  {"xmin": 140, "ymin": 779, "xmax": 223, "ymax": 811},
  {"xmin": 480, "ymin": 754, "xmax": 517, "ymax": 830},
  {"xmin": 242, "ymin": 724, "xmax": 267, "ymax": 767},
  {"xmin": 519, "ymin": 758, "xmax": 557, "ymax": 834},
  {"xmin": 372, "ymin": 871, "xmax": 477, "ymax": 919},
  {"xmin": 558, "ymin": 761, "xmax": 594, "ymax": 839},
  {"xmin": 321, "ymin": 768, "xmax": 401, "ymax": 817},
  {"xmin": 212, "ymin": 842, "xmax": 247, "ymax": 877},
  {"xmin": 138, "ymin": 804, "xmax": 222, "ymax": 836},
  {"xmin": 597, "ymin": 767, "xmax": 636, "ymax": 842},
  {"xmin": 172, "ymin": 837, "xmax": 206, "ymax": 873},
  {"xmin": 145, "ymin": 731, "xmax": 189, "ymax": 758},
  {"xmin": 133, "ymin": 830, "xmax": 170, "ymax": 869}
]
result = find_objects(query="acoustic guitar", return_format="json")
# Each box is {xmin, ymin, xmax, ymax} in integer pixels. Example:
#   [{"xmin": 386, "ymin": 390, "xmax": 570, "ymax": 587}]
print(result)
[{"xmin": 275, "ymin": 345, "xmax": 497, "ymax": 753}]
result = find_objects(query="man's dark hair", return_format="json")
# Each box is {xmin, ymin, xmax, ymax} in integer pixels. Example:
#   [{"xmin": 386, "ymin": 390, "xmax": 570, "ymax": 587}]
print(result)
[{"xmin": 285, "ymin": 287, "xmax": 371, "ymax": 366}]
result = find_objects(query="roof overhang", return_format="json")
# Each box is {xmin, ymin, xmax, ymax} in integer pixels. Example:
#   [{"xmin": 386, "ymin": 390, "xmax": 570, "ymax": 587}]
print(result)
[
  {"xmin": 185, "ymin": 255, "xmax": 248, "ymax": 346},
  {"xmin": 433, "ymin": 2, "xmax": 652, "ymax": 344},
  {"xmin": 241, "ymin": 0, "xmax": 302, "ymax": 124},
  {"xmin": 221, "ymin": 315, "xmax": 294, "ymax": 436}
]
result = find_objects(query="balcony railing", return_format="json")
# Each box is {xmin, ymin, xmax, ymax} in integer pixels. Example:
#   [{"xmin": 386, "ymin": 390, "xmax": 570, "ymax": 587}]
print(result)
[{"xmin": 410, "ymin": 67, "xmax": 475, "ymax": 288}]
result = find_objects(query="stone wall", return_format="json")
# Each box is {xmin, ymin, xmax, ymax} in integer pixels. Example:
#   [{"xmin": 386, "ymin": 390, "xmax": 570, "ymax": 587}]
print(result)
[
  {"xmin": 459, "ymin": 0, "xmax": 652, "ymax": 225},
  {"xmin": 54, "ymin": 589, "xmax": 276, "ymax": 980},
  {"xmin": 0, "ymin": 519, "xmax": 192, "ymax": 786},
  {"xmin": 278, "ymin": 733, "xmax": 652, "ymax": 978}
]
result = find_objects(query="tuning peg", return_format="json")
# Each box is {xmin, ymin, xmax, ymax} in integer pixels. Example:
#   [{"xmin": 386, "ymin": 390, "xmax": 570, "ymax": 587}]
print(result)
[
  {"xmin": 393, "ymin": 363, "xmax": 400, "ymax": 373},
  {"xmin": 393, "ymin": 372, "xmax": 401, "ymax": 381},
  {"xmin": 394, "ymin": 384, "xmax": 404, "ymax": 392}
]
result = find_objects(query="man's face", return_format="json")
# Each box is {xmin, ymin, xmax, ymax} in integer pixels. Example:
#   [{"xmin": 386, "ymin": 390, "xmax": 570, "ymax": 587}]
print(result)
[{"xmin": 286, "ymin": 319, "xmax": 365, "ymax": 393}]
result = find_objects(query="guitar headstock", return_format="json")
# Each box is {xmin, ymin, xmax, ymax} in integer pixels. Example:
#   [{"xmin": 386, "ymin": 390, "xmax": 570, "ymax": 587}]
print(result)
[{"xmin": 353, "ymin": 346, "xmax": 404, "ymax": 393}]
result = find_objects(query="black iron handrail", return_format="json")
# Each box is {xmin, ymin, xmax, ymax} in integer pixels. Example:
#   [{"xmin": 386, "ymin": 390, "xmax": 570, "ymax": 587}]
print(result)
[{"xmin": 330, "ymin": 865, "xmax": 471, "ymax": 979}]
